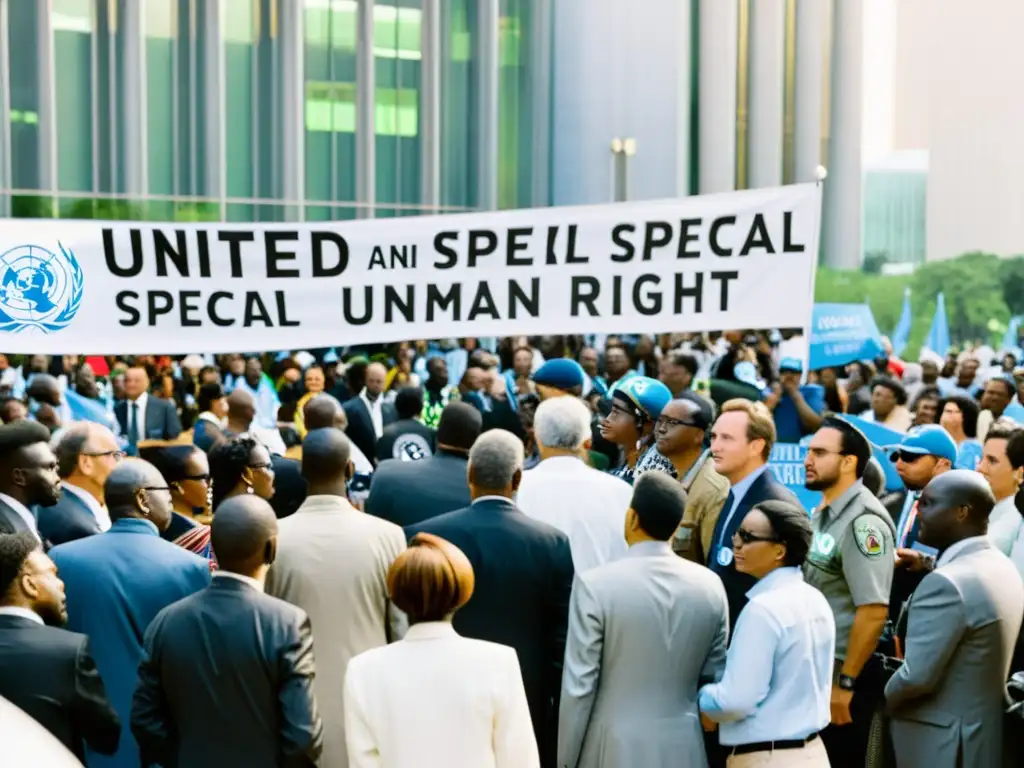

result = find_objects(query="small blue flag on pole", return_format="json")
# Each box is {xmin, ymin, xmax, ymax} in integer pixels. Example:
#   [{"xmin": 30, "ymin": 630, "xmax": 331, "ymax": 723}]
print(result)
[
  {"xmin": 891, "ymin": 288, "xmax": 912, "ymax": 356},
  {"xmin": 924, "ymin": 292, "xmax": 951, "ymax": 358}
]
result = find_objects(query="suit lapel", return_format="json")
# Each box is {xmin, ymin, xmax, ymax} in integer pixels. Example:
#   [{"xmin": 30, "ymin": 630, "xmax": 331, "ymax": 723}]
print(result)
[
  {"xmin": 63, "ymin": 489, "xmax": 101, "ymax": 533},
  {"xmin": 0, "ymin": 500, "xmax": 30, "ymax": 534},
  {"xmin": 146, "ymin": 399, "xmax": 162, "ymax": 436}
]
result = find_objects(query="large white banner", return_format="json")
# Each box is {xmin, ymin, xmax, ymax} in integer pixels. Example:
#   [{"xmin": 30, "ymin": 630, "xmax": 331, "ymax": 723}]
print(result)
[{"xmin": 0, "ymin": 184, "xmax": 820, "ymax": 354}]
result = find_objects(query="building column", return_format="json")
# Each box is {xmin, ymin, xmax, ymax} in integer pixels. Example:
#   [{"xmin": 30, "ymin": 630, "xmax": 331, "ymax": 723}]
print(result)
[
  {"xmin": 419, "ymin": 0, "xmax": 441, "ymax": 210},
  {"xmin": 37, "ymin": 0, "xmax": 57, "ymax": 196},
  {"xmin": 747, "ymin": 0, "xmax": 785, "ymax": 189},
  {"xmin": 0, "ymin": 0, "xmax": 10, "ymax": 215},
  {"xmin": 476, "ymin": 0, "xmax": 499, "ymax": 210},
  {"xmin": 355, "ymin": 0, "xmax": 375, "ymax": 218},
  {"xmin": 120, "ymin": 0, "xmax": 146, "ymax": 197},
  {"xmin": 793, "ymin": 0, "xmax": 827, "ymax": 183},
  {"xmin": 280, "ymin": 0, "xmax": 304, "ymax": 221},
  {"xmin": 202, "ymin": 0, "xmax": 225, "ymax": 213},
  {"xmin": 530, "ymin": 0, "xmax": 552, "ymax": 207},
  {"xmin": 822, "ymin": 0, "xmax": 863, "ymax": 269},
  {"xmin": 698, "ymin": 0, "xmax": 738, "ymax": 193}
]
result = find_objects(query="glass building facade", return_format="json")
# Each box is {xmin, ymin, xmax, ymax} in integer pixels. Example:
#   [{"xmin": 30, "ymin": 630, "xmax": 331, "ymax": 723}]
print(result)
[{"xmin": 0, "ymin": 0, "xmax": 551, "ymax": 222}]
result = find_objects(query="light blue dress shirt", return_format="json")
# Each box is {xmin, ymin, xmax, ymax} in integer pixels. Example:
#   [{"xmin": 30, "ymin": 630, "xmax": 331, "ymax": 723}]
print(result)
[{"xmin": 699, "ymin": 566, "xmax": 835, "ymax": 746}]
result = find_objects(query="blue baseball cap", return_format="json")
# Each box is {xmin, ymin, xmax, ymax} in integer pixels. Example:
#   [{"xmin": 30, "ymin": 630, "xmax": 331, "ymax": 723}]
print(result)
[
  {"xmin": 779, "ymin": 357, "xmax": 804, "ymax": 373},
  {"xmin": 888, "ymin": 424, "xmax": 958, "ymax": 463},
  {"xmin": 612, "ymin": 376, "xmax": 673, "ymax": 421},
  {"xmin": 532, "ymin": 358, "xmax": 585, "ymax": 392}
]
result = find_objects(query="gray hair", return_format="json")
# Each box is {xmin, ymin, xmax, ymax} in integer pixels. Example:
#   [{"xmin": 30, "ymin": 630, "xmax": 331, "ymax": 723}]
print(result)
[
  {"xmin": 468, "ymin": 430, "xmax": 524, "ymax": 490},
  {"xmin": 533, "ymin": 397, "xmax": 591, "ymax": 451}
]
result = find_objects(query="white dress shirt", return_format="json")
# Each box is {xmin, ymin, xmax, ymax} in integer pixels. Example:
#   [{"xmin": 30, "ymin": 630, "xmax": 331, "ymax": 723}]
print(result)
[
  {"xmin": 360, "ymin": 389, "xmax": 385, "ymax": 439},
  {"xmin": 935, "ymin": 535, "xmax": 989, "ymax": 568},
  {"xmin": 988, "ymin": 496, "xmax": 1021, "ymax": 557},
  {"xmin": 0, "ymin": 492, "xmax": 39, "ymax": 541},
  {"xmin": 699, "ymin": 566, "xmax": 835, "ymax": 746},
  {"xmin": 1010, "ymin": 526, "xmax": 1024, "ymax": 582},
  {"xmin": 212, "ymin": 570, "xmax": 264, "ymax": 593},
  {"xmin": 0, "ymin": 606, "xmax": 43, "ymax": 625},
  {"xmin": 61, "ymin": 481, "xmax": 111, "ymax": 532},
  {"xmin": 516, "ymin": 456, "xmax": 632, "ymax": 573}
]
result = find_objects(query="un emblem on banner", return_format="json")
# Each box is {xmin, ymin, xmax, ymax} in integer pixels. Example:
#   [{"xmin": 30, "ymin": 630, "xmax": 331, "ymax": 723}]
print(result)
[{"xmin": 0, "ymin": 243, "xmax": 84, "ymax": 334}]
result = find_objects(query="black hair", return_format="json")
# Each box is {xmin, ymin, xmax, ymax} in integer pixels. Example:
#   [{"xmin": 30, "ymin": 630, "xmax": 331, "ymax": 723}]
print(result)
[
  {"xmin": 753, "ymin": 499, "xmax": 812, "ymax": 567},
  {"xmin": 394, "ymin": 387, "xmax": 424, "ymax": 420},
  {"xmin": 208, "ymin": 437, "xmax": 260, "ymax": 511},
  {"xmin": 870, "ymin": 376, "xmax": 907, "ymax": 406},
  {"xmin": 986, "ymin": 423, "xmax": 1024, "ymax": 465},
  {"xmin": 911, "ymin": 385, "xmax": 942, "ymax": 414},
  {"xmin": 139, "ymin": 445, "xmax": 202, "ymax": 485},
  {"xmin": 666, "ymin": 351, "xmax": 699, "ymax": 377},
  {"xmin": 436, "ymin": 402, "xmax": 483, "ymax": 452},
  {"xmin": 0, "ymin": 531, "xmax": 39, "ymax": 602},
  {"xmin": 939, "ymin": 395, "xmax": 980, "ymax": 438},
  {"xmin": 0, "ymin": 420, "xmax": 52, "ymax": 460},
  {"xmin": 425, "ymin": 357, "xmax": 447, "ymax": 377},
  {"xmin": 987, "ymin": 376, "xmax": 1016, "ymax": 401},
  {"xmin": 197, "ymin": 382, "xmax": 225, "ymax": 413},
  {"xmin": 819, "ymin": 416, "xmax": 872, "ymax": 479},
  {"xmin": 630, "ymin": 472, "xmax": 687, "ymax": 540}
]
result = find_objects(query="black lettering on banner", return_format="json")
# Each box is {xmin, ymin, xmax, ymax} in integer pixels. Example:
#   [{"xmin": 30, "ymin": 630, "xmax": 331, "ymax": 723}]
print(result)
[
  {"xmin": 739, "ymin": 214, "xmax": 775, "ymax": 256},
  {"xmin": 545, "ymin": 226, "xmax": 560, "ymax": 265},
  {"xmin": 433, "ymin": 231, "xmax": 458, "ymax": 269},
  {"xmin": 368, "ymin": 247, "xmax": 387, "ymax": 270},
  {"xmin": 243, "ymin": 292, "xmax": 273, "ymax": 326},
  {"xmin": 153, "ymin": 230, "xmax": 189, "ymax": 277},
  {"xmin": 643, "ymin": 222, "xmax": 672, "ymax": 261},
  {"xmin": 633, "ymin": 274, "xmax": 662, "ymax": 315},
  {"xmin": 312, "ymin": 232, "xmax": 349, "ymax": 276},
  {"xmin": 509, "ymin": 278, "xmax": 540, "ymax": 318},
  {"xmin": 104, "ymin": 229, "xmax": 143, "ymax": 277},
  {"xmin": 195, "ymin": 231, "xmax": 212, "ymax": 277},
  {"xmin": 612, "ymin": 275, "xmax": 622, "ymax": 315},
  {"xmin": 610, "ymin": 224, "xmax": 636, "ymax": 262},
  {"xmin": 389, "ymin": 245, "xmax": 414, "ymax": 269},
  {"xmin": 384, "ymin": 285, "xmax": 415, "ymax": 323},
  {"xmin": 179, "ymin": 290, "xmax": 202, "ymax": 327},
  {"xmin": 467, "ymin": 283, "xmax": 499, "ymax": 321},
  {"xmin": 208, "ymin": 292, "xmax": 234, "ymax": 326},
  {"xmin": 342, "ymin": 287, "xmax": 372, "ymax": 325},
  {"xmin": 678, "ymin": 219, "xmax": 702, "ymax": 259},
  {"xmin": 276, "ymin": 291, "xmax": 298, "ymax": 326},
  {"xmin": 708, "ymin": 216, "xmax": 735, "ymax": 256},
  {"xmin": 565, "ymin": 224, "xmax": 588, "ymax": 263},
  {"xmin": 116, "ymin": 291, "xmax": 140, "ymax": 325},
  {"xmin": 506, "ymin": 228, "xmax": 533, "ymax": 266},
  {"xmin": 218, "ymin": 231, "xmax": 255, "ymax": 277},
  {"xmin": 468, "ymin": 230, "xmax": 498, "ymax": 268},
  {"xmin": 783, "ymin": 211, "xmax": 806, "ymax": 252},
  {"xmin": 674, "ymin": 273, "xmax": 704, "ymax": 313},
  {"xmin": 265, "ymin": 231, "xmax": 300, "ymax": 278},
  {"xmin": 426, "ymin": 284, "xmax": 461, "ymax": 321},
  {"xmin": 570, "ymin": 276, "xmax": 600, "ymax": 316},
  {"xmin": 711, "ymin": 270, "xmax": 740, "ymax": 311},
  {"xmin": 147, "ymin": 291, "xmax": 174, "ymax": 325}
]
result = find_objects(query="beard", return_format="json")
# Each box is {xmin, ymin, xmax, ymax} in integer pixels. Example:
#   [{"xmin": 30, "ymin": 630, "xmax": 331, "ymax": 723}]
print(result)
[
  {"xmin": 805, "ymin": 475, "xmax": 837, "ymax": 492},
  {"xmin": 37, "ymin": 601, "xmax": 67, "ymax": 628}
]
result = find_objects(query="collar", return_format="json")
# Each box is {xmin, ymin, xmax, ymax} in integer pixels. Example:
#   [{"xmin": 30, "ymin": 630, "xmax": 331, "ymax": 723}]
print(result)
[
  {"xmin": 212, "ymin": 571, "xmax": 264, "ymax": 593},
  {"xmin": 534, "ymin": 455, "xmax": 586, "ymax": 472},
  {"xmin": 626, "ymin": 540, "xmax": 672, "ymax": 558},
  {"xmin": 360, "ymin": 389, "xmax": 382, "ymax": 408},
  {"xmin": 62, "ymin": 481, "xmax": 103, "ymax": 511},
  {"xmin": 676, "ymin": 449, "xmax": 712, "ymax": 489},
  {"xmin": 404, "ymin": 621, "xmax": 458, "ymax": 641},
  {"xmin": 992, "ymin": 496, "xmax": 1018, "ymax": 519},
  {"xmin": 747, "ymin": 565, "xmax": 804, "ymax": 599},
  {"xmin": 730, "ymin": 464, "xmax": 769, "ymax": 503},
  {"xmin": 300, "ymin": 494, "xmax": 359, "ymax": 513},
  {"xmin": 471, "ymin": 495, "xmax": 517, "ymax": 508},
  {"xmin": 0, "ymin": 492, "xmax": 34, "ymax": 520},
  {"xmin": 936, "ymin": 535, "xmax": 989, "ymax": 568},
  {"xmin": 109, "ymin": 517, "xmax": 160, "ymax": 536},
  {"xmin": 819, "ymin": 479, "xmax": 865, "ymax": 521},
  {"xmin": 197, "ymin": 411, "xmax": 223, "ymax": 425},
  {"xmin": 0, "ymin": 606, "xmax": 44, "ymax": 625},
  {"xmin": 131, "ymin": 392, "xmax": 148, "ymax": 409}
]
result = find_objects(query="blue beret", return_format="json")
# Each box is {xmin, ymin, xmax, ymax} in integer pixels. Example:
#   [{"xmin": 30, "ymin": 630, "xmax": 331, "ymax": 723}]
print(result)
[
  {"xmin": 533, "ymin": 358, "xmax": 585, "ymax": 391},
  {"xmin": 612, "ymin": 376, "xmax": 673, "ymax": 421}
]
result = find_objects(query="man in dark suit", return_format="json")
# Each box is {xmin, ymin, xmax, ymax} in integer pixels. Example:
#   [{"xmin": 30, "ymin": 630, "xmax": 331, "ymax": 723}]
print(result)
[
  {"xmin": 0, "ymin": 420, "xmax": 62, "ymax": 540},
  {"xmin": 376, "ymin": 386, "xmax": 436, "ymax": 463},
  {"xmin": 37, "ymin": 423, "xmax": 122, "ymax": 546},
  {"xmin": 406, "ymin": 429, "xmax": 574, "ymax": 767},
  {"xmin": 113, "ymin": 367, "xmax": 182, "ymax": 455},
  {"xmin": 50, "ymin": 459, "xmax": 210, "ymax": 768},
  {"xmin": 132, "ymin": 495, "xmax": 323, "ymax": 768},
  {"xmin": 707, "ymin": 399, "xmax": 801, "ymax": 628},
  {"xmin": 343, "ymin": 362, "xmax": 396, "ymax": 465},
  {"xmin": 367, "ymin": 402, "xmax": 481, "ymax": 527},
  {"xmin": 0, "ymin": 532, "xmax": 120, "ymax": 761}
]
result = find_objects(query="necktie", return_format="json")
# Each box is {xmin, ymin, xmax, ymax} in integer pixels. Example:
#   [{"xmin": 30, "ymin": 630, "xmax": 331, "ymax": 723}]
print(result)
[
  {"xmin": 128, "ymin": 402, "xmax": 139, "ymax": 451},
  {"xmin": 710, "ymin": 489, "xmax": 736, "ymax": 567}
]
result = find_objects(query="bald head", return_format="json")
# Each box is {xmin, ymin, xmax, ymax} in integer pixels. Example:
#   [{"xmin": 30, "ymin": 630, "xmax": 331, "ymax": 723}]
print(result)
[
  {"xmin": 104, "ymin": 458, "xmax": 173, "ymax": 530},
  {"xmin": 365, "ymin": 362, "xmax": 387, "ymax": 398},
  {"xmin": 917, "ymin": 469, "xmax": 996, "ymax": 550},
  {"xmin": 210, "ymin": 495, "xmax": 278, "ymax": 575},
  {"xmin": 227, "ymin": 388, "xmax": 255, "ymax": 428},
  {"xmin": 302, "ymin": 428, "xmax": 352, "ymax": 490},
  {"xmin": 26, "ymin": 374, "xmax": 61, "ymax": 406},
  {"xmin": 303, "ymin": 394, "xmax": 346, "ymax": 431}
]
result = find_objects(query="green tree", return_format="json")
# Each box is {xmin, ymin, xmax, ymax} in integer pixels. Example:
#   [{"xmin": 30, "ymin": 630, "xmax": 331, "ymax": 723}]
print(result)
[
  {"xmin": 998, "ymin": 256, "xmax": 1024, "ymax": 315},
  {"xmin": 911, "ymin": 252, "xmax": 1010, "ymax": 346}
]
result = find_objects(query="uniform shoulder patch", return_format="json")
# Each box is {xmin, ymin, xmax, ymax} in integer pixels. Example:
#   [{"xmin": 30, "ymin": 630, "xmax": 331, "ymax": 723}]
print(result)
[{"xmin": 853, "ymin": 516, "xmax": 887, "ymax": 558}]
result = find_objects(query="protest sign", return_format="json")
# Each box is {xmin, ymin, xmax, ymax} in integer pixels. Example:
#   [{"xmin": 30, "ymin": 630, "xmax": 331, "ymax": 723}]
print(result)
[
  {"xmin": 808, "ymin": 303, "xmax": 885, "ymax": 371},
  {"xmin": 0, "ymin": 184, "xmax": 820, "ymax": 354},
  {"xmin": 768, "ymin": 444, "xmax": 822, "ymax": 513}
]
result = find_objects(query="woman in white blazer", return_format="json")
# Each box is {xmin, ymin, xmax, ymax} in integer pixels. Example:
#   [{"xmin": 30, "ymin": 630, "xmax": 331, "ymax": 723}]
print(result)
[{"xmin": 344, "ymin": 532, "xmax": 540, "ymax": 768}]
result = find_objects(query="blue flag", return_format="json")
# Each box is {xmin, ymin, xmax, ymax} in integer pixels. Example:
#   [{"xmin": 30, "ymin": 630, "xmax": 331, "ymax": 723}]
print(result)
[
  {"xmin": 891, "ymin": 288, "xmax": 912, "ymax": 356},
  {"xmin": 808, "ymin": 303, "xmax": 886, "ymax": 371},
  {"xmin": 924, "ymin": 292, "xmax": 951, "ymax": 357},
  {"xmin": 1003, "ymin": 316, "xmax": 1022, "ymax": 353}
]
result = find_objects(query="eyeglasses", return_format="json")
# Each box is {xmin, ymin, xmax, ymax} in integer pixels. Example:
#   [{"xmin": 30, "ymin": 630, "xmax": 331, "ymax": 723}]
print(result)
[
  {"xmin": 732, "ymin": 527, "xmax": 781, "ymax": 546},
  {"xmin": 183, "ymin": 474, "xmax": 210, "ymax": 483},
  {"xmin": 140, "ymin": 486, "xmax": 171, "ymax": 493},
  {"xmin": 656, "ymin": 416, "xmax": 701, "ymax": 430},
  {"xmin": 248, "ymin": 462, "xmax": 273, "ymax": 471},
  {"xmin": 85, "ymin": 450, "xmax": 126, "ymax": 461}
]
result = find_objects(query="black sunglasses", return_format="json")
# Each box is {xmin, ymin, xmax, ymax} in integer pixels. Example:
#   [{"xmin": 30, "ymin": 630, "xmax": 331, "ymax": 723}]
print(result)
[
  {"xmin": 733, "ymin": 527, "xmax": 781, "ymax": 545},
  {"xmin": 893, "ymin": 450, "xmax": 927, "ymax": 464}
]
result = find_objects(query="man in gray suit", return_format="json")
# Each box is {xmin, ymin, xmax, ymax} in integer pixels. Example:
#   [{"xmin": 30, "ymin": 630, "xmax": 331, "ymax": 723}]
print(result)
[
  {"xmin": 559, "ymin": 472, "xmax": 729, "ymax": 768},
  {"xmin": 885, "ymin": 470, "xmax": 1024, "ymax": 767}
]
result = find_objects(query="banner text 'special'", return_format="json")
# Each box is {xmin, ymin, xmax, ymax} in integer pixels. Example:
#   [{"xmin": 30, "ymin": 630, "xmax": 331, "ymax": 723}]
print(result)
[{"xmin": 0, "ymin": 183, "xmax": 822, "ymax": 354}]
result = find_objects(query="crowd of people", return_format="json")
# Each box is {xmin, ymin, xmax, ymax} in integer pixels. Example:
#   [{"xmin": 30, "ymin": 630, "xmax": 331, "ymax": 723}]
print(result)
[{"xmin": 0, "ymin": 330, "xmax": 1022, "ymax": 768}]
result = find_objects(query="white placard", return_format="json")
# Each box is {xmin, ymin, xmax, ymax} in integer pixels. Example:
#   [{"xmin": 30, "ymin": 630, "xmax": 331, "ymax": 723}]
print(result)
[{"xmin": 0, "ymin": 183, "xmax": 821, "ymax": 354}]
